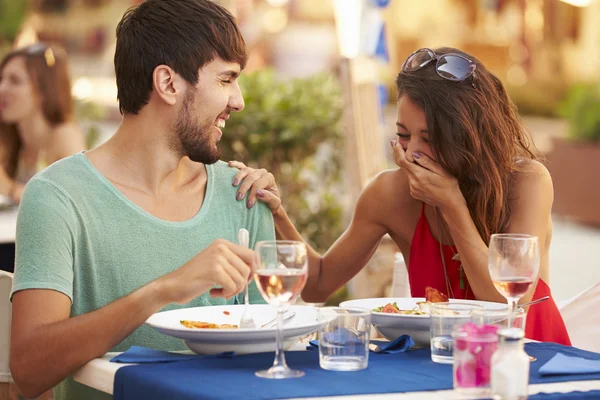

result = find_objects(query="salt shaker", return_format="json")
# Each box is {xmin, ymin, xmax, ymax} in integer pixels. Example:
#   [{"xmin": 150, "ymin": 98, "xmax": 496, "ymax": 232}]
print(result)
[{"xmin": 491, "ymin": 328, "xmax": 529, "ymax": 400}]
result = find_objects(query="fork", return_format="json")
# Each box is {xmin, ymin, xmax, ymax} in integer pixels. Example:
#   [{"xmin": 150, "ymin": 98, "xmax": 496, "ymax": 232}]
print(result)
[
  {"xmin": 238, "ymin": 229, "xmax": 256, "ymax": 329},
  {"xmin": 488, "ymin": 296, "xmax": 550, "ymax": 324},
  {"xmin": 262, "ymin": 310, "xmax": 296, "ymax": 329}
]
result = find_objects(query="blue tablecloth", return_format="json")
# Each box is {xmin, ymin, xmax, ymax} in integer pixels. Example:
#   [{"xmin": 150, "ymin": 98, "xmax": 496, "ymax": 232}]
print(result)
[
  {"xmin": 530, "ymin": 391, "xmax": 600, "ymax": 399},
  {"xmin": 113, "ymin": 342, "xmax": 600, "ymax": 400}
]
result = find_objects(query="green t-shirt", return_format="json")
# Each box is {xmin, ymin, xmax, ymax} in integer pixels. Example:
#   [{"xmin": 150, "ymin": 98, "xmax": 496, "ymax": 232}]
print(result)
[{"xmin": 11, "ymin": 153, "xmax": 274, "ymax": 400}]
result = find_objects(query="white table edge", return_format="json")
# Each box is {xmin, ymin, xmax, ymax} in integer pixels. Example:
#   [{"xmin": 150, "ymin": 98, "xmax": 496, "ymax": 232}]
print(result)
[{"xmin": 0, "ymin": 208, "xmax": 18, "ymax": 244}]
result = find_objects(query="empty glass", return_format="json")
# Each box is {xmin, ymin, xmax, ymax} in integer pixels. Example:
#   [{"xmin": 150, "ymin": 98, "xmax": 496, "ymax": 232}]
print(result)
[
  {"xmin": 430, "ymin": 302, "xmax": 483, "ymax": 364},
  {"xmin": 317, "ymin": 307, "xmax": 371, "ymax": 371}
]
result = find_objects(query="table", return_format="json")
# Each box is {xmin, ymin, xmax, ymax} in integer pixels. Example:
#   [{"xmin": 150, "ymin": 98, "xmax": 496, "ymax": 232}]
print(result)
[
  {"xmin": 73, "ymin": 346, "xmax": 600, "ymax": 399},
  {"xmin": 0, "ymin": 208, "xmax": 18, "ymax": 244},
  {"xmin": 0, "ymin": 208, "xmax": 17, "ymax": 273}
]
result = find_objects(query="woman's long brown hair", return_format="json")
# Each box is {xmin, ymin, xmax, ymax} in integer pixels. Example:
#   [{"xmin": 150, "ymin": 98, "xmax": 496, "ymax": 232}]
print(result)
[
  {"xmin": 396, "ymin": 47, "xmax": 540, "ymax": 244},
  {"xmin": 0, "ymin": 43, "xmax": 74, "ymax": 179}
]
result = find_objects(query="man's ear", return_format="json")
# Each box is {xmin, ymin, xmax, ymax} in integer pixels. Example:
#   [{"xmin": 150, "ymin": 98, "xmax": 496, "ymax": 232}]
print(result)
[{"xmin": 152, "ymin": 65, "xmax": 185, "ymax": 106}]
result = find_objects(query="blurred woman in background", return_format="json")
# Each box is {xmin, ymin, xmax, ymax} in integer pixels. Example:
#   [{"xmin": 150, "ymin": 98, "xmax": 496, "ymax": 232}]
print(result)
[{"xmin": 0, "ymin": 42, "xmax": 84, "ymax": 204}]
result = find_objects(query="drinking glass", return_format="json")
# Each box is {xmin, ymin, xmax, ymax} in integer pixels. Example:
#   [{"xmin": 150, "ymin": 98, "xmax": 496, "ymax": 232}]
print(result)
[
  {"xmin": 317, "ymin": 307, "xmax": 371, "ymax": 371},
  {"xmin": 253, "ymin": 240, "xmax": 308, "ymax": 379},
  {"xmin": 430, "ymin": 302, "xmax": 483, "ymax": 364},
  {"xmin": 488, "ymin": 234, "xmax": 540, "ymax": 327}
]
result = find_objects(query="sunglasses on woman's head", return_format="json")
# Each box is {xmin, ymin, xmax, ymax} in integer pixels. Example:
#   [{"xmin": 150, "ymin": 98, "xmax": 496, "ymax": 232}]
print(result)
[
  {"xmin": 24, "ymin": 43, "xmax": 57, "ymax": 67},
  {"xmin": 402, "ymin": 48, "xmax": 477, "ymax": 86}
]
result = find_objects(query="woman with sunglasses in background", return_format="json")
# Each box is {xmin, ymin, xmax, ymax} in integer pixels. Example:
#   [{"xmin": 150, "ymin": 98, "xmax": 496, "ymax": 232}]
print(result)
[
  {"xmin": 229, "ymin": 47, "xmax": 570, "ymax": 345},
  {"xmin": 0, "ymin": 43, "xmax": 85, "ymax": 204}
]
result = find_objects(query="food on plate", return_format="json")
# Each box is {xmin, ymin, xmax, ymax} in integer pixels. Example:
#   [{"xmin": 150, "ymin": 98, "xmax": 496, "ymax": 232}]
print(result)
[
  {"xmin": 425, "ymin": 286, "xmax": 448, "ymax": 303},
  {"xmin": 223, "ymin": 311, "xmax": 230, "ymax": 315},
  {"xmin": 180, "ymin": 320, "xmax": 238, "ymax": 329},
  {"xmin": 373, "ymin": 302, "xmax": 427, "ymax": 315},
  {"xmin": 374, "ymin": 287, "xmax": 450, "ymax": 314},
  {"xmin": 416, "ymin": 286, "xmax": 450, "ymax": 312}
]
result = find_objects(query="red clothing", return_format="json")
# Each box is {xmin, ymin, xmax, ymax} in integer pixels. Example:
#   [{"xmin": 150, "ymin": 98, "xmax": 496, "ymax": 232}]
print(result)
[{"xmin": 408, "ymin": 205, "xmax": 571, "ymax": 346}]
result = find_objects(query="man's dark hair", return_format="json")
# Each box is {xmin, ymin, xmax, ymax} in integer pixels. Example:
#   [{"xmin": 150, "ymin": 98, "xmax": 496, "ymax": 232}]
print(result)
[{"xmin": 114, "ymin": 0, "xmax": 248, "ymax": 115}]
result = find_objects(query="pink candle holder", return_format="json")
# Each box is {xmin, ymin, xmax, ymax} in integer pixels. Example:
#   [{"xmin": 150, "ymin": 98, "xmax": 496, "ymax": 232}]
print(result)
[{"xmin": 452, "ymin": 322, "xmax": 499, "ymax": 397}]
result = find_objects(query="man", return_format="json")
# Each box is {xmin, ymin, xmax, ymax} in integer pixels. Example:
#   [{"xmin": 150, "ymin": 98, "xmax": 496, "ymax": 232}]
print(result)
[{"xmin": 9, "ymin": 1, "xmax": 274, "ymax": 399}]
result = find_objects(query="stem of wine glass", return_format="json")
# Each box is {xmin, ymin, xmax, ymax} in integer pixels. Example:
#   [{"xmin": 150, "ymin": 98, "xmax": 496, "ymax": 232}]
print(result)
[
  {"xmin": 507, "ymin": 298, "xmax": 518, "ymax": 328},
  {"xmin": 271, "ymin": 305, "xmax": 289, "ymax": 371}
]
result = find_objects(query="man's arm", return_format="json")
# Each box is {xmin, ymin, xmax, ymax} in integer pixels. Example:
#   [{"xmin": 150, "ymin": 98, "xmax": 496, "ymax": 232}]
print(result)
[
  {"xmin": 11, "ymin": 283, "xmax": 166, "ymax": 398},
  {"xmin": 11, "ymin": 238, "xmax": 254, "ymax": 399}
]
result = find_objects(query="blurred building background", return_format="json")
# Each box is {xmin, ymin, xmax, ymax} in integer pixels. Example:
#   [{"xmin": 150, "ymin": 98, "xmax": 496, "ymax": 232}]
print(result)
[{"xmin": 1, "ymin": 0, "xmax": 598, "ymax": 303}]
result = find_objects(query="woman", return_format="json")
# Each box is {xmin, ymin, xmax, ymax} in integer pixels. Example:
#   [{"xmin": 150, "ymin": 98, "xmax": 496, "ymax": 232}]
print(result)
[
  {"xmin": 229, "ymin": 47, "xmax": 570, "ymax": 345},
  {"xmin": 0, "ymin": 42, "xmax": 84, "ymax": 204}
]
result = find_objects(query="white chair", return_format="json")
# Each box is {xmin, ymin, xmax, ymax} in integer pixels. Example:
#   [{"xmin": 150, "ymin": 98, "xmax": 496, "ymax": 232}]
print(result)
[
  {"xmin": 390, "ymin": 252, "xmax": 411, "ymax": 297},
  {"xmin": 0, "ymin": 271, "xmax": 13, "ymax": 399},
  {"xmin": 558, "ymin": 282, "xmax": 600, "ymax": 353}
]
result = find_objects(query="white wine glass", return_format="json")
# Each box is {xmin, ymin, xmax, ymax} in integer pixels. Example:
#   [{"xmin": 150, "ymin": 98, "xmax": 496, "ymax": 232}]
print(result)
[
  {"xmin": 254, "ymin": 240, "xmax": 308, "ymax": 379},
  {"xmin": 488, "ymin": 234, "xmax": 540, "ymax": 327}
]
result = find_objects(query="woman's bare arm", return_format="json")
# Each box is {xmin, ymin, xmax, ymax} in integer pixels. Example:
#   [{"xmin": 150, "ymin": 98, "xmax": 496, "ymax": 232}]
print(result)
[{"xmin": 442, "ymin": 160, "xmax": 553, "ymax": 303}]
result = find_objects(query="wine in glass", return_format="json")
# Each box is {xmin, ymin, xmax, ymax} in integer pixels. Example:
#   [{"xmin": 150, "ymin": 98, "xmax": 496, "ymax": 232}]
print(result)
[
  {"xmin": 488, "ymin": 234, "xmax": 540, "ymax": 327},
  {"xmin": 254, "ymin": 240, "xmax": 308, "ymax": 379}
]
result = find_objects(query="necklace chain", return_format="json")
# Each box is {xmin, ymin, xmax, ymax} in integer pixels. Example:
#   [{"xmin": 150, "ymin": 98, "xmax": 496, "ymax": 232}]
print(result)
[{"xmin": 435, "ymin": 207, "xmax": 469, "ymax": 299}]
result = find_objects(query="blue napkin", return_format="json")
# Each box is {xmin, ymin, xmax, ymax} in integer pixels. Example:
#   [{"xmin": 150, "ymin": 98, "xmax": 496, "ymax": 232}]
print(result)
[
  {"xmin": 539, "ymin": 353, "xmax": 600, "ymax": 376},
  {"xmin": 308, "ymin": 329, "xmax": 414, "ymax": 354},
  {"xmin": 110, "ymin": 346, "xmax": 234, "ymax": 364},
  {"xmin": 367, "ymin": 335, "xmax": 415, "ymax": 353}
]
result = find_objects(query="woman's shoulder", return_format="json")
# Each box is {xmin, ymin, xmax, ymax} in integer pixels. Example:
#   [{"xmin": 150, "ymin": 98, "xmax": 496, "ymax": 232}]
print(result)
[
  {"xmin": 509, "ymin": 158, "xmax": 553, "ymax": 201},
  {"xmin": 369, "ymin": 169, "xmax": 413, "ymax": 198},
  {"xmin": 512, "ymin": 158, "xmax": 552, "ymax": 188},
  {"xmin": 51, "ymin": 122, "xmax": 83, "ymax": 140},
  {"xmin": 47, "ymin": 122, "xmax": 85, "ymax": 162},
  {"xmin": 360, "ymin": 168, "xmax": 419, "ymax": 214}
]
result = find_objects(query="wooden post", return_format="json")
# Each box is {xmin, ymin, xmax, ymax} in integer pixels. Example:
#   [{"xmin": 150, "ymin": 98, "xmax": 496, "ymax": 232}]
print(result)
[
  {"xmin": 338, "ymin": 56, "xmax": 398, "ymax": 300},
  {"xmin": 338, "ymin": 56, "xmax": 386, "ymax": 221}
]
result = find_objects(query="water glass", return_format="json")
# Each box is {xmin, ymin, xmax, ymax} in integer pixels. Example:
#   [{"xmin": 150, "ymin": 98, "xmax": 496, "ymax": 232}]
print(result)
[
  {"xmin": 317, "ymin": 307, "xmax": 371, "ymax": 371},
  {"xmin": 430, "ymin": 302, "xmax": 484, "ymax": 364},
  {"xmin": 452, "ymin": 322, "xmax": 499, "ymax": 398},
  {"xmin": 471, "ymin": 307, "xmax": 527, "ymax": 332}
]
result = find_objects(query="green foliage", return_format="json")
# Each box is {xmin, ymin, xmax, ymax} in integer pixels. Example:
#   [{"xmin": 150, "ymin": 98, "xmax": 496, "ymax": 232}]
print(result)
[
  {"xmin": 0, "ymin": 0, "xmax": 27, "ymax": 43},
  {"xmin": 219, "ymin": 70, "xmax": 345, "ymax": 253},
  {"xmin": 74, "ymin": 99, "xmax": 107, "ymax": 149},
  {"xmin": 507, "ymin": 80, "xmax": 566, "ymax": 118},
  {"xmin": 557, "ymin": 83, "xmax": 600, "ymax": 143},
  {"xmin": 325, "ymin": 285, "xmax": 349, "ymax": 306}
]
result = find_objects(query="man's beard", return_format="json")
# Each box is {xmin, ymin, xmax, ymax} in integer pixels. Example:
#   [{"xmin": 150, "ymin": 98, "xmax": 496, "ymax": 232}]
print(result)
[{"xmin": 172, "ymin": 90, "xmax": 220, "ymax": 164}]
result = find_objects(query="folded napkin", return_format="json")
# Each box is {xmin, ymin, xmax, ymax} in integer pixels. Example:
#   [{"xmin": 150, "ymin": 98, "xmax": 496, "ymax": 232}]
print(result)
[
  {"xmin": 110, "ymin": 346, "xmax": 234, "ymax": 364},
  {"xmin": 368, "ymin": 335, "xmax": 415, "ymax": 353},
  {"xmin": 308, "ymin": 330, "xmax": 414, "ymax": 354},
  {"xmin": 538, "ymin": 353, "xmax": 600, "ymax": 376}
]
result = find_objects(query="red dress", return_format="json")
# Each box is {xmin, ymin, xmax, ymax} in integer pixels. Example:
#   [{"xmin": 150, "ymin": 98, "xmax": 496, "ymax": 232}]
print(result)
[{"xmin": 408, "ymin": 205, "xmax": 571, "ymax": 346}]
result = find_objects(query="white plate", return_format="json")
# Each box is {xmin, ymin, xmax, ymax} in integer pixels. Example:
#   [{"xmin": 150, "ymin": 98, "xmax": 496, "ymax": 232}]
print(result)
[
  {"xmin": 146, "ymin": 304, "xmax": 324, "ymax": 355},
  {"xmin": 340, "ymin": 297, "xmax": 507, "ymax": 345}
]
